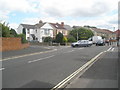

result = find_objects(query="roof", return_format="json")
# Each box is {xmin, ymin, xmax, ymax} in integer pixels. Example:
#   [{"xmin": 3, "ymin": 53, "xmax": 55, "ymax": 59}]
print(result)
[
  {"xmin": 115, "ymin": 30, "xmax": 120, "ymax": 35},
  {"xmin": 21, "ymin": 24, "xmax": 35, "ymax": 29},
  {"xmin": 49, "ymin": 23, "xmax": 66, "ymax": 29},
  {"xmin": 91, "ymin": 28, "xmax": 115, "ymax": 34},
  {"xmin": 73, "ymin": 26, "xmax": 82, "ymax": 29},
  {"xmin": 64, "ymin": 25, "xmax": 73, "ymax": 30},
  {"xmin": 35, "ymin": 22, "xmax": 46, "ymax": 28}
]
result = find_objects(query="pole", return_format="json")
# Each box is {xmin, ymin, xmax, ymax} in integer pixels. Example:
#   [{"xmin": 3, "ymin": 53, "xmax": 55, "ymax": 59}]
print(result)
[{"xmin": 77, "ymin": 30, "xmax": 78, "ymax": 41}]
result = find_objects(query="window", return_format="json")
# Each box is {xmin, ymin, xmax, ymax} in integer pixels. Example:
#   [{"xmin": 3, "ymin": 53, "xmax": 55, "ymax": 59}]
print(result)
[
  {"xmin": 27, "ymin": 37, "xmax": 30, "ymax": 41},
  {"xmin": 44, "ymin": 29, "xmax": 50, "ymax": 35},
  {"xmin": 27, "ymin": 29, "xmax": 30, "ymax": 34}
]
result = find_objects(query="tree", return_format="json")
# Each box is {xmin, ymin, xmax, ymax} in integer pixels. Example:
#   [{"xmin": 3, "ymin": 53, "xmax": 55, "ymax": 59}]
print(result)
[
  {"xmin": 10, "ymin": 28, "xmax": 18, "ymax": 37},
  {"xmin": 55, "ymin": 32, "xmax": 64, "ymax": 44},
  {"xmin": 44, "ymin": 37, "xmax": 52, "ymax": 43},
  {"xmin": 69, "ymin": 27, "xmax": 94, "ymax": 40},
  {"xmin": 1, "ymin": 23, "xmax": 11, "ymax": 37},
  {"xmin": 67, "ymin": 35, "xmax": 77, "ymax": 42}
]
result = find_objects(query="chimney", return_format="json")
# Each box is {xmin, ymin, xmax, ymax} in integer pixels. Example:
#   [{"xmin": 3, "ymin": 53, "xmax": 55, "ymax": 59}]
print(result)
[
  {"xmin": 61, "ymin": 22, "xmax": 64, "ymax": 26},
  {"xmin": 39, "ymin": 20, "xmax": 43, "ymax": 23},
  {"xmin": 56, "ymin": 22, "xmax": 58, "ymax": 24}
]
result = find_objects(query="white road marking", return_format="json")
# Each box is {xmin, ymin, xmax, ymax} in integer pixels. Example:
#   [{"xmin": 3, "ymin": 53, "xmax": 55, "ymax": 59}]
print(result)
[
  {"xmin": 0, "ymin": 49, "xmax": 57, "ymax": 61},
  {"xmin": 107, "ymin": 47, "xmax": 112, "ymax": 51},
  {"xmin": 0, "ymin": 68, "xmax": 5, "ymax": 71},
  {"xmin": 28, "ymin": 55, "xmax": 55, "ymax": 63},
  {"xmin": 111, "ymin": 48, "xmax": 115, "ymax": 51},
  {"xmin": 73, "ymin": 48, "xmax": 84, "ymax": 50},
  {"xmin": 64, "ymin": 50, "xmax": 75, "ymax": 53}
]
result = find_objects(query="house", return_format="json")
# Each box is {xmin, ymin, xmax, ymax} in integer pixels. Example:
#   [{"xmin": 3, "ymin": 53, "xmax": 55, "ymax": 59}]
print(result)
[
  {"xmin": 49, "ymin": 22, "xmax": 71, "ymax": 38},
  {"xmin": 114, "ymin": 29, "xmax": 120, "ymax": 39},
  {"xmin": 35, "ymin": 22, "xmax": 54, "ymax": 42},
  {"xmin": 17, "ymin": 24, "xmax": 36, "ymax": 41},
  {"xmin": 17, "ymin": 21, "xmax": 53, "ymax": 42},
  {"xmin": 17, "ymin": 20, "xmax": 72, "ymax": 42},
  {"xmin": 90, "ymin": 28, "xmax": 116, "ymax": 40}
]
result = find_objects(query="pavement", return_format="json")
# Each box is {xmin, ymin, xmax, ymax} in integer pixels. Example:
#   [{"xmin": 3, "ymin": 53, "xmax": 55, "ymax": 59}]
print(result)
[
  {"xmin": 2, "ymin": 45, "xmax": 52, "ymax": 59},
  {"xmin": 65, "ymin": 46, "xmax": 118, "ymax": 89}
]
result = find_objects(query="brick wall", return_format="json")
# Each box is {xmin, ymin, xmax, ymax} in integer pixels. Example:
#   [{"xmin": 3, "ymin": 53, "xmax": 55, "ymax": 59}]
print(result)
[{"xmin": 0, "ymin": 37, "xmax": 29, "ymax": 52}]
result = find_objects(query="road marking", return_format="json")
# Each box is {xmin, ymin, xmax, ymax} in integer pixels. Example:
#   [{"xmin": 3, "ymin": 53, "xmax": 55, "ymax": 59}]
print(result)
[
  {"xmin": 111, "ymin": 48, "xmax": 115, "ymax": 51},
  {"xmin": 28, "ymin": 55, "xmax": 55, "ymax": 63},
  {"xmin": 64, "ymin": 50, "xmax": 75, "ymax": 53},
  {"xmin": 0, "ymin": 68, "xmax": 5, "ymax": 71},
  {"xmin": 107, "ymin": 47, "xmax": 112, "ymax": 51},
  {"xmin": 51, "ymin": 51, "xmax": 105, "ymax": 90},
  {"xmin": 73, "ymin": 48, "xmax": 84, "ymax": 50},
  {"xmin": 0, "ymin": 49, "xmax": 57, "ymax": 61}
]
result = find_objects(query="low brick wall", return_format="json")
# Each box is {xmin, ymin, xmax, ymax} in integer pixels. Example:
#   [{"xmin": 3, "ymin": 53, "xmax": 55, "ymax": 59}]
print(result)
[{"xmin": 0, "ymin": 37, "xmax": 29, "ymax": 52}]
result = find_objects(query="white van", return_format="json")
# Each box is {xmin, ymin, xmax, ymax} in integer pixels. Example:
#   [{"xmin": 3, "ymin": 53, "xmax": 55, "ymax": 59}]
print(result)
[{"xmin": 88, "ymin": 36, "xmax": 103, "ymax": 44}]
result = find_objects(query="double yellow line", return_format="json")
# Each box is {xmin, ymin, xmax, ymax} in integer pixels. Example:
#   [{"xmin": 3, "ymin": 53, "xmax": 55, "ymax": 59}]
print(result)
[{"xmin": 51, "ymin": 48, "xmax": 110, "ymax": 90}]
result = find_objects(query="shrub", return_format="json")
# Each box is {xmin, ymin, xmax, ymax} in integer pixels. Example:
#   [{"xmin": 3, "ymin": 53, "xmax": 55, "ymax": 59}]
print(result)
[
  {"xmin": 43, "ymin": 37, "xmax": 53, "ymax": 43},
  {"xmin": 67, "ymin": 35, "xmax": 77, "ymax": 42},
  {"xmin": 55, "ymin": 32, "xmax": 64, "ymax": 44},
  {"xmin": 18, "ymin": 34, "xmax": 28, "ymax": 43}
]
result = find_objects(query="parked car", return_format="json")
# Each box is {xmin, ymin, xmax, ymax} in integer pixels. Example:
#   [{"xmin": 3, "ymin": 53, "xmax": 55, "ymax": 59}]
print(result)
[
  {"xmin": 96, "ymin": 40, "xmax": 105, "ymax": 46},
  {"xmin": 71, "ymin": 40, "xmax": 92, "ymax": 47}
]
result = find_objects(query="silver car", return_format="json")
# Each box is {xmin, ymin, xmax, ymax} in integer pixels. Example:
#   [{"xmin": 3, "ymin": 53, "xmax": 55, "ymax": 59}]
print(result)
[{"xmin": 71, "ymin": 40, "xmax": 92, "ymax": 47}]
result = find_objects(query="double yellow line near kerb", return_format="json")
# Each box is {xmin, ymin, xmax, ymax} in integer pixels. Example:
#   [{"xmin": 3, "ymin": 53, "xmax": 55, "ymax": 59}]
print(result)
[{"xmin": 51, "ymin": 47, "xmax": 110, "ymax": 90}]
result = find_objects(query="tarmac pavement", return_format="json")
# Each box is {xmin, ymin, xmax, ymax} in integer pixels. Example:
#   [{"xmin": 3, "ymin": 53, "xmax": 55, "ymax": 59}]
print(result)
[{"xmin": 65, "ymin": 46, "xmax": 118, "ymax": 89}]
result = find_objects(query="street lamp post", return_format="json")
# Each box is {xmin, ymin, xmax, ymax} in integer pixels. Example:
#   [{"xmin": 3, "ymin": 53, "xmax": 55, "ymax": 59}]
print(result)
[{"xmin": 77, "ymin": 30, "xmax": 78, "ymax": 41}]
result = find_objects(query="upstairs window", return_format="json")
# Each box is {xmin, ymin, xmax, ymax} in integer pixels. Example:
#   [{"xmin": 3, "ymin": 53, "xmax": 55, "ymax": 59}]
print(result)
[{"xmin": 44, "ymin": 29, "xmax": 50, "ymax": 35}]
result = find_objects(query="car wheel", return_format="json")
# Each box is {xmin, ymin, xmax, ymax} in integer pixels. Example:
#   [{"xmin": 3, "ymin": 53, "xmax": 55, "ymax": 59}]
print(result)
[{"xmin": 75, "ymin": 44, "xmax": 79, "ymax": 47}]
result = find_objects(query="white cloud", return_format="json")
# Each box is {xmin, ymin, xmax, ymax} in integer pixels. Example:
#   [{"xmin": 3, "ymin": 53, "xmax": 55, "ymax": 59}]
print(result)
[
  {"xmin": 0, "ymin": 0, "xmax": 38, "ymax": 21},
  {"xmin": 39, "ymin": 0, "xmax": 119, "ymax": 17},
  {"xmin": 0, "ymin": 0, "xmax": 118, "ymax": 31}
]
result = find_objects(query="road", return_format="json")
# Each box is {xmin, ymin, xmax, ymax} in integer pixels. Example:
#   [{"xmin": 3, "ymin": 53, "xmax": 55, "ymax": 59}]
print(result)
[{"xmin": 1, "ymin": 45, "xmax": 118, "ymax": 88}]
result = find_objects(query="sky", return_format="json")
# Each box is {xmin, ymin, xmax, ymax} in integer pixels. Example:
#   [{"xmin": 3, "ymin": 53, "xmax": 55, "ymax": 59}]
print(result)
[{"xmin": 0, "ymin": 0, "xmax": 119, "ymax": 31}]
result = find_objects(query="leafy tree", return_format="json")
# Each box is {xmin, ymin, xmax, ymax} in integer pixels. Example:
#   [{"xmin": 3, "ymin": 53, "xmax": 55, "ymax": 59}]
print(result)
[
  {"xmin": 1, "ymin": 23, "xmax": 11, "ymax": 37},
  {"xmin": 67, "ymin": 35, "xmax": 77, "ymax": 42},
  {"xmin": 84, "ymin": 25, "xmax": 97, "ymax": 28},
  {"xmin": 18, "ymin": 34, "xmax": 28, "ymax": 43},
  {"xmin": 10, "ymin": 28, "xmax": 18, "ymax": 37},
  {"xmin": 44, "ymin": 37, "xmax": 53, "ymax": 43},
  {"xmin": 70, "ymin": 27, "xmax": 94, "ymax": 40},
  {"xmin": 55, "ymin": 32, "xmax": 64, "ymax": 44}
]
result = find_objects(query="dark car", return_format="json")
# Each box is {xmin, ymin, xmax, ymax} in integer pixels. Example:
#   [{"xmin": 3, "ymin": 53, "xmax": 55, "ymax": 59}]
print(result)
[{"xmin": 96, "ymin": 40, "xmax": 105, "ymax": 46}]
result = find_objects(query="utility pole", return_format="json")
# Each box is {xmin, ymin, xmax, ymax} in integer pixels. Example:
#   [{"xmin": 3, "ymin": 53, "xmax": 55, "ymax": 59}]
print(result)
[{"xmin": 77, "ymin": 30, "xmax": 78, "ymax": 41}]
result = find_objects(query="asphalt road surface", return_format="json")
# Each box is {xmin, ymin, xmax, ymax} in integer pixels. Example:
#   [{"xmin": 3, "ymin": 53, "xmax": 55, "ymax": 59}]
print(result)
[{"xmin": 1, "ymin": 45, "xmax": 118, "ymax": 88}]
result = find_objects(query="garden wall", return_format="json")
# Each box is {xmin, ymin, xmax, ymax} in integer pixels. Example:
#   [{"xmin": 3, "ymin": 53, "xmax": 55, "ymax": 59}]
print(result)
[{"xmin": 0, "ymin": 37, "xmax": 29, "ymax": 51}]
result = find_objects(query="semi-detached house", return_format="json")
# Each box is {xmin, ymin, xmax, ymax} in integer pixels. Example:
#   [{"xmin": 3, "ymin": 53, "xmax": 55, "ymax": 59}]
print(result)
[{"xmin": 17, "ymin": 20, "xmax": 72, "ymax": 42}]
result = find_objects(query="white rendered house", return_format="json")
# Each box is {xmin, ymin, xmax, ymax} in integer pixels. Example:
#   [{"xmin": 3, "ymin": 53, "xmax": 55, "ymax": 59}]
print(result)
[{"xmin": 17, "ymin": 21, "xmax": 54, "ymax": 42}]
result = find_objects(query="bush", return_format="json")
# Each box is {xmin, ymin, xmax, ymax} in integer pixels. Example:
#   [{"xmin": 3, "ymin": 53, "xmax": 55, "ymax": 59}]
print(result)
[
  {"xmin": 43, "ymin": 37, "xmax": 53, "ymax": 43},
  {"xmin": 18, "ymin": 34, "xmax": 28, "ymax": 43},
  {"xmin": 67, "ymin": 35, "xmax": 77, "ymax": 42},
  {"xmin": 55, "ymin": 32, "xmax": 64, "ymax": 44},
  {"xmin": 63, "ymin": 36, "xmax": 68, "ymax": 43}
]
